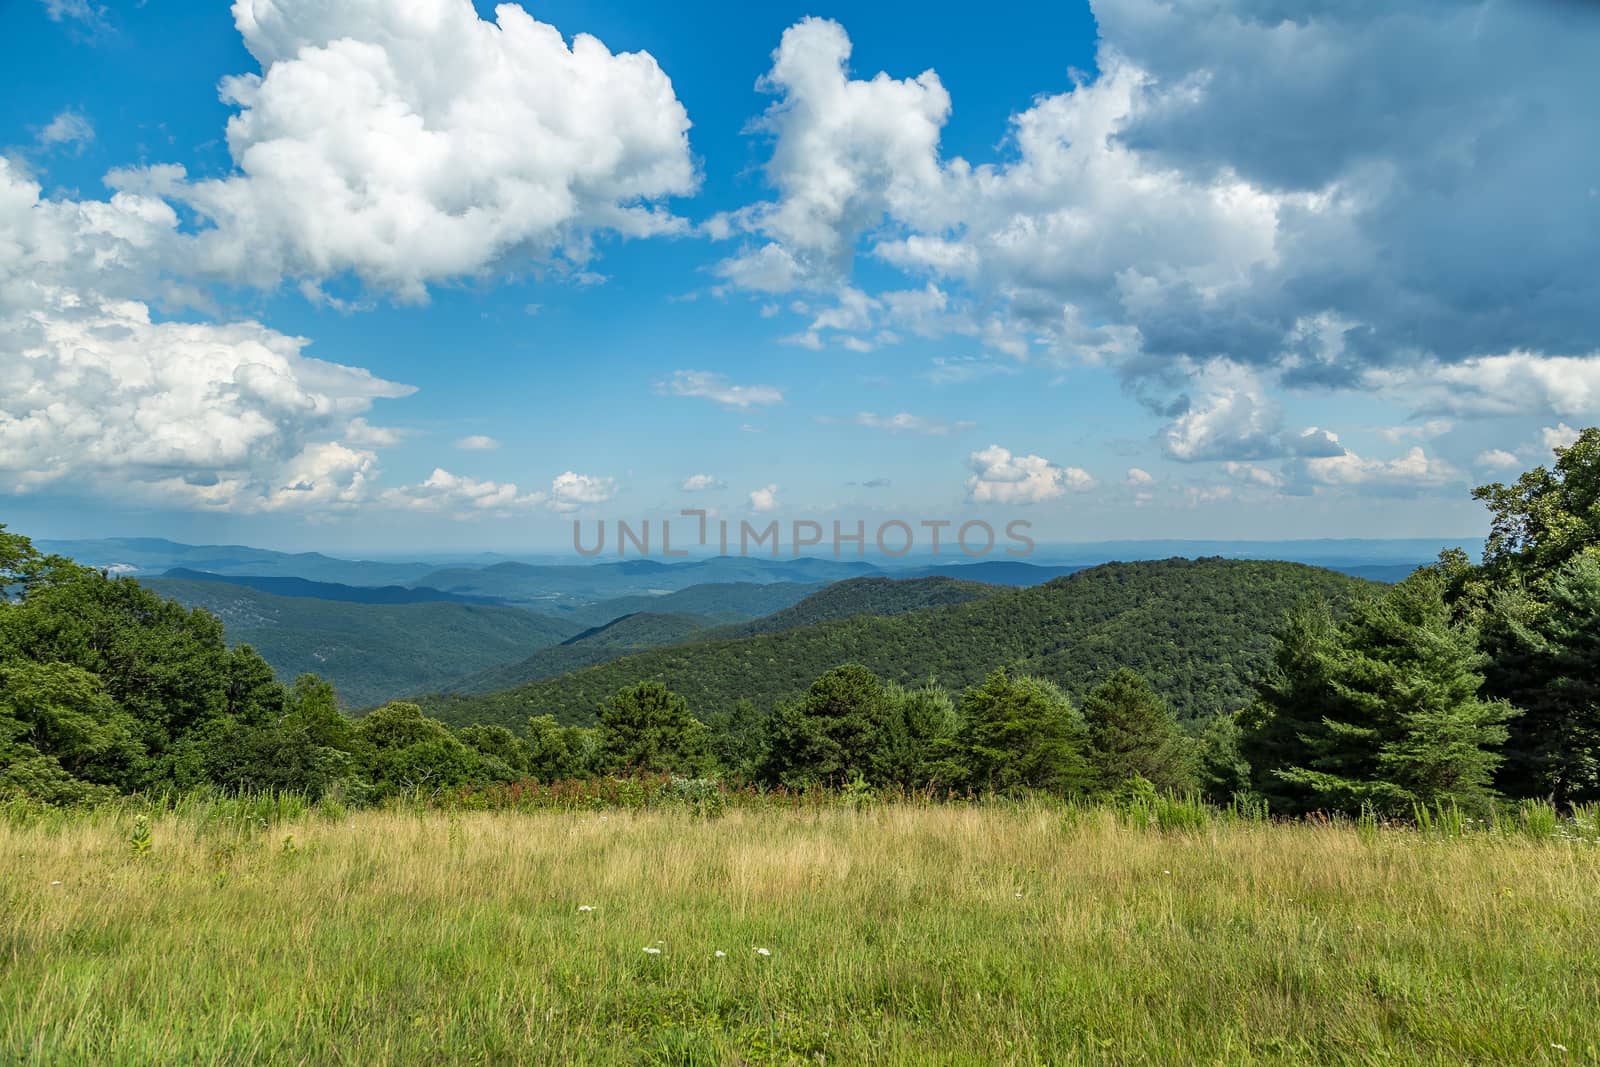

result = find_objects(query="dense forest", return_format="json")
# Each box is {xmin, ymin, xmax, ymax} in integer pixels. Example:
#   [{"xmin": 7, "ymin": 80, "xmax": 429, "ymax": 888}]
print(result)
[
  {"xmin": 4, "ymin": 427, "xmax": 1597, "ymax": 816},
  {"xmin": 418, "ymin": 558, "xmax": 1373, "ymax": 729},
  {"xmin": 443, "ymin": 576, "xmax": 1001, "ymax": 697}
]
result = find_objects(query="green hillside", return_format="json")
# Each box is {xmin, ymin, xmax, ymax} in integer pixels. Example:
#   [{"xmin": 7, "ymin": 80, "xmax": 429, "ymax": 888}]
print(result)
[
  {"xmin": 442, "ymin": 611, "xmax": 717, "ymax": 695},
  {"xmin": 422, "ymin": 558, "xmax": 1374, "ymax": 730},
  {"xmin": 713, "ymin": 575, "xmax": 1002, "ymax": 637},
  {"xmin": 144, "ymin": 579, "xmax": 576, "ymax": 708},
  {"xmin": 539, "ymin": 581, "xmax": 824, "ymax": 629}
]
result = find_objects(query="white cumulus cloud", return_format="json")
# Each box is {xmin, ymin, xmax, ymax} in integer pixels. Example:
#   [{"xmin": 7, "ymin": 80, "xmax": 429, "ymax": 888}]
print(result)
[
  {"xmin": 966, "ymin": 444, "xmax": 1095, "ymax": 504},
  {"xmin": 112, "ymin": 0, "xmax": 697, "ymax": 300}
]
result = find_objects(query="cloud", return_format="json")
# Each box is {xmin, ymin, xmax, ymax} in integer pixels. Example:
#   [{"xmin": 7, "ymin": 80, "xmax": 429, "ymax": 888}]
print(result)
[
  {"xmin": 0, "ymin": 285, "xmax": 413, "ymax": 509},
  {"xmin": 1476, "ymin": 449, "xmax": 1522, "ymax": 472},
  {"xmin": 381, "ymin": 468, "xmax": 544, "ymax": 515},
  {"xmin": 1223, "ymin": 461, "xmax": 1284, "ymax": 490},
  {"xmin": 1542, "ymin": 423, "xmax": 1582, "ymax": 452},
  {"xmin": 680, "ymin": 473, "xmax": 725, "ymax": 492},
  {"xmin": 851, "ymin": 411, "xmax": 972, "ymax": 435},
  {"xmin": 110, "ymin": 0, "xmax": 697, "ymax": 300},
  {"xmin": 721, "ymin": 7, "xmax": 1600, "ymax": 421},
  {"xmin": 709, "ymin": 17, "xmax": 951, "ymax": 291},
  {"xmin": 1298, "ymin": 447, "xmax": 1459, "ymax": 491},
  {"xmin": 1124, "ymin": 467, "xmax": 1155, "ymax": 486},
  {"xmin": 454, "ymin": 434, "xmax": 499, "ymax": 451},
  {"xmin": 749, "ymin": 483, "xmax": 779, "ymax": 512},
  {"xmin": 926, "ymin": 355, "xmax": 1018, "ymax": 386},
  {"xmin": 37, "ymin": 111, "xmax": 94, "ymax": 151},
  {"xmin": 1371, "ymin": 354, "xmax": 1600, "ymax": 418},
  {"xmin": 345, "ymin": 418, "xmax": 404, "ymax": 447},
  {"xmin": 966, "ymin": 444, "xmax": 1095, "ymax": 504},
  {"xmin": 548, "ymin": 470, "xmax": 616, "ymax": 512},
  {"xmin": 659, "ymin": 369, "xmax": 784, "ymax": 408},
  {"xmin": 40, "ymin": 0, "xmax": 106, "ymax": 28},
  {"xmin": 1158, "ymin": 359, "xmax": 1346, "ymax": 463}
]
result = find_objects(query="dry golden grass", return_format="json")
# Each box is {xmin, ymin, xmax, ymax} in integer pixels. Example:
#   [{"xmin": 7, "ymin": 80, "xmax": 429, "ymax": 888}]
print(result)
[{"xmin": 3, "ymin": 804, "xmax": 1598, "ymax": 1064}]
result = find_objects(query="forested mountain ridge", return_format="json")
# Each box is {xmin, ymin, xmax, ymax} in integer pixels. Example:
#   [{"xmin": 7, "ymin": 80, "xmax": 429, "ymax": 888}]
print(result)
[
  {"xmin": 427, "ymin": 576, "xmax": 1004, "ymax": 698},
  {"xmin": 421, "ymin": 558, "xmax": 1374, "ymax": 730},
  {"xmin": 438, "ymin": 611, "xmax": 717, "ymax": 696},
  {"xmin": 142, "ymin": 578, "xmax": 576, "ymax": 707},
  {"xmin": 711, "ymin": 575, "xmax": 1002, "ymax": 638}
]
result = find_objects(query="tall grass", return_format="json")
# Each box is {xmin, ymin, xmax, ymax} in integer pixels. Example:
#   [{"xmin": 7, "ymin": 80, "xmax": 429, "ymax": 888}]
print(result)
[{"xmin": 3, "ymin": 801, "xmax": 1597, "ymax": 1064}]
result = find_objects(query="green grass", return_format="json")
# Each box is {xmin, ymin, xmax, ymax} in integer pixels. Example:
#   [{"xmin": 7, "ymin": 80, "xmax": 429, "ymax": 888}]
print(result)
[{"xmin": 3, "ymin": 803, "xmax": 1598, "ymax": 1064}]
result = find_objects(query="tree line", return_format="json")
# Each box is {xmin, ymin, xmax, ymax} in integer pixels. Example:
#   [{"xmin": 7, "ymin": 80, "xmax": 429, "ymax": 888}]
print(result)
[{"xmin": 3, "ymin": 427, "xmax": 1597, "ymax": 814}]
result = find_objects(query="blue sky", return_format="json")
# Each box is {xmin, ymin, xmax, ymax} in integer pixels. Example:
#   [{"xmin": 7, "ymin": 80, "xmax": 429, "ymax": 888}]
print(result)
[{"xmin": 2, "ymin": 0, "xmax": 1597, "ymax": 553}]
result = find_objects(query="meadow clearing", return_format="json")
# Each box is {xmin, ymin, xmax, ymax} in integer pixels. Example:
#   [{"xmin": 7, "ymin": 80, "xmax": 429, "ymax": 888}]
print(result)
[{"xmin": 3, "ymin": 799, "xmax": 1598, "ymax": 1065}]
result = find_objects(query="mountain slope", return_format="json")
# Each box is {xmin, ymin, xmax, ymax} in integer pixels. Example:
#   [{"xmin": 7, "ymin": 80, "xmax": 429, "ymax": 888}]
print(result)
[
  {"xmin": 436, "ymin": 576, "xmax": 999, "ymax": 696},
  {"xmin": 158, "ymin": 569, "xmax": 508, "ymax": 606},
  {"xmin": 422, "ymin": 558, "xmax": 1375, "ymax": 730},
  {"xmin": 713, "ymin": 576, "xmax": 1002, "ymax": 638},
  {"xmin": 539, "ymin": 581, "xmax": 825, "ymax": 629},
  {"xmin": 144, "ymin": 578, "xmax": 577, "ymax": 707},
  {"xmin": 442, "ymin": 611, "xmax": 718, "ymax": 695}
]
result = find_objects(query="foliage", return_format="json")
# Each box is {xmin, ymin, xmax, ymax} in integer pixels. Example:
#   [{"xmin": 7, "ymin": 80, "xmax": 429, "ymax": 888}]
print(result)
[
  {"xmin": 1082, "ymin": 668, "xmax": 1198, "ymax": 795},
  {"xmin": 144, "ymin": 577, "xmax": 576, "ymax": 708},
  {"xmin": 951, "ymin": 670, "xmax": 1092, "ymax": 796},
  {"xmin": 595, "ymin": 682, "xmax": 709, "ymax": 775},
  {"xmin": 1254, "ymin": 573, "xmax": 1515, "ymax": 815},
  {"xmin": 426, "ymin": 558, "xmax": 1375, "ymax": 730},
  {"xmin": 760, "ymin": 664, "xmax": 893, "ymax": 788}
]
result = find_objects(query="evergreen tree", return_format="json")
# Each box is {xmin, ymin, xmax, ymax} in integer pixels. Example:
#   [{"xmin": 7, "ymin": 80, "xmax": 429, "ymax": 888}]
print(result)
[
  {"xmin": 1480, "ymin": 551, "xmax": 1600, "ymax": 800},
  {"xmin": 1276, "ymin": 573, "xmax": 1515, "ymax": 815},
  {"xmin": 952, "ymin": 669, "xmax": 1091, "ymax": 796},
  {"xmin": 595, "ymin": 682, "xmax": 707, "ymax": 775},
  {"xmin": 705, "ymin": 698, "xmax": 767, "ymax": 783},
  {"xmin": 1082, "ymin": 668, "xmax": 1198, "ymax": 795},
  {"xmin": 1237, "ymin": 601, "xmax": 1343, "ymax": 814},
  {"xmin": 875, "ymin": 680, "xmax": 961, "ymax": 789},
  {"xmin": 760, "ymin": 664, "xmax": 890, "ymax": 788}
]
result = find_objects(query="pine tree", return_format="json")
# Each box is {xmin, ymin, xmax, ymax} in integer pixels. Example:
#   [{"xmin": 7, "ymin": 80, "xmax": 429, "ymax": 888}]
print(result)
[
  {"xmin": 1082, "ymin": 668, "xmax": 1197, "ymax": 795},
  {"xmin": 1238, "ymin": 601, "xmax": 1343, "ymax": 814},
  {"xmin": 952, "ymin": 669, "xmax": 1091, "ymax": 796},
  {"xmin": 1277, "ymin": 573, "xmax": 1515, "ymax": 815},
  {"xmin": 595, "ymin": 682, "xmax": 707, "ymax": 775},
  {"xmin": 759, "ymin": 664, "xmax": 890, "ymax": 788}
]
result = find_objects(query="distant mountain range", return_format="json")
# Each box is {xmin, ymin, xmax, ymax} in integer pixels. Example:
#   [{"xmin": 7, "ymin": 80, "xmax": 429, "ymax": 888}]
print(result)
[{"xmin": 43, "ymin": 534, "xmax": 1463, "ymax": 606}]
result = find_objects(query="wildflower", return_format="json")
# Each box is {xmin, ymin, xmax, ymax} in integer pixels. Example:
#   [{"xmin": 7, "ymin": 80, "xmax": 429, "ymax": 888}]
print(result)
[
  {"xmin": 50, "ymin": 880, "xmax": 62, "ymax": 886},
  {"xmin": 1014, "ymin": 891, "xmax": 1024, "ymax": 899},
  {"xmin": 754, "ymin": 947, "xmax": 772, "ymax": 957},
  {"xmin": 642, "ymin": 947, "xmax": 662, "ymax": 955},
  {"xmin": 714, "ymin": 950, "xmax": 726, "ymax": 958},
  {"xmin": 1552, "ymin": 1044, "xmax": 1568, "ymax": 1053},
  {"xmin": 577, "ymin": 905, "xmax": 595, "ymax": 912}
]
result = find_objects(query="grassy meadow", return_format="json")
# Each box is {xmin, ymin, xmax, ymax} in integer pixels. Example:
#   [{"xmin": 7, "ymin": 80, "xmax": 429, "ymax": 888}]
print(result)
[{"xmin": 3, "ymin": 800, "xmax": 1598, "ymax": 1065}]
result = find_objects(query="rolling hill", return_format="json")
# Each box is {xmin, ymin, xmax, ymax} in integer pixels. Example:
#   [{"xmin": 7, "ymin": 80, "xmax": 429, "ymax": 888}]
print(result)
[
  {"xmin": 439, "ymin": 611, "xmax": 719, "ymax": 696},
  {"xmin": 157, "ymin": 569, "xmax": 509, "ymax": 606},
  {"xmin": 434, "ymin": 575, "xmax": 1003, "ymax": 697},
  {"xmin": 539, "ymin": 581, "xmax": 825, "ymax": 629},
  {"xmin": 420, "ymin": 558, "xmax": 1376, "ymax": 730},
  {"xmin": 711, "ymin": 575, "xmax": 1003, "ymax": 638},
  {"xmin": 143, "ymin": 578, "xmax": 578, "ymax": 707}
]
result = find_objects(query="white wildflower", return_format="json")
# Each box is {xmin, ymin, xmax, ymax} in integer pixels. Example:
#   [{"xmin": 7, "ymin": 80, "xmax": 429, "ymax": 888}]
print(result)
[
  {"xmin": 1552, "ymin": 1043, "xmax": 1568, "ymax": 1053},
  {"xmin": 714, "ymin": 950, "xmax": 727, "ymax": 958},
  {"xmin": 50, "ymin": 880, "xmax": 62, "ymax": 886},
  {"xmin": 754, "ymin": 947, "xmax": 772, "ymax": 957},
  {"xmin": 642, "ymin": 947, "xmax": 661, "ymax": 955},
  {"xmin": 577, "ymin": 905, "xmax": 595, "ymax": 912}
]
